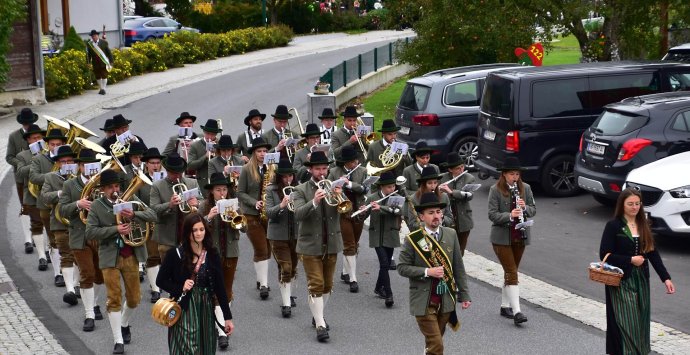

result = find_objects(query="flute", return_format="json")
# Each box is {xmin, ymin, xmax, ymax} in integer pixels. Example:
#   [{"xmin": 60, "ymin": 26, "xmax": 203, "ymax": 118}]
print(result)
[{"xmin": 350, "ymin": 191, "xmax": 398, "ymax": 218}]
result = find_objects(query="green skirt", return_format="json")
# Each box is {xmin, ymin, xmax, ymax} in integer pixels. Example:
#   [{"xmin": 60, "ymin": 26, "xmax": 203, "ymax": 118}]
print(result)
[
  {"xmin": 609, "ymin": 267, "xmax": 651, "ymax": 355},
  {"xmin": 168, "ymin": 287, "xmax": 217, "ymax": 355}
]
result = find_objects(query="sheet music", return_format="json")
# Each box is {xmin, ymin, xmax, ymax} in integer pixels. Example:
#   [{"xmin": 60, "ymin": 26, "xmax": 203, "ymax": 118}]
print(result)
[
  {"xmin": 113, "ymin": 202, "xmax": 133, "ymax": 215},
  {"xmin": 285, "ymin": 138, "xmax": 300, "ymax": 148},
  {"xmin": 386, "ymin": 195, "xmax": 405, "ymax": 208},
  {"xmin": 461, "ymin": 183, "xmax": 482, "ymax": 192},
  {"xmin": 515, "ymin": 220, "xmax": 534, "ymax": 230},
  {"xmin": 329, "ymin": 178, "xmax": 347, "ymax": 189},
  {"xmin": 216, "ymin": 198, "xmax": 239, "ymax": 211},
  {"xmin": 152, "ymin": 171, "xmax": 167, "ymax": 181},
  {"xmin": 206, "ymin": 142, "xmax": 215, "ymax": 152},
  {"xmin": 178, "ymin": 127, "xmax": 193, "ymax": 138},
  {"xmin": 83, "ymin": 162, "xmax": 101, "ymax": 176},
  {"xmin": 356, "ymin": 125, "xmax": 371, "ymax": 136},
  {"xmin": 29, "ymin": 140, "xmax": 45, "ymax": 154},
  {"xmin": 362, "ymin": 175, "xmax": 379, "ymax": 188},
  {"xmin": 263, "ymin": 153, "xmax": 280, "ymax": 165},
  {"xmin": 225, "ymin": 165, "xmax": 242, "ymax": 175},
  {"xmin": 117, "ymin": 130, "xmax": 134, "ymax": 145},
  {"xmin": 59, "ymin": 163, "xmax": 78, "ymax": 176},
  {"xmin": 311, "ymin": 144, "xmax": 331, "ymax": 153},
  {"xmin": 182, "ymin": 187, "xmax": 200, "ymax": 201},
  {"xmin": 387, "ymin": 142, "xmax": 408, "ymax": 158}
]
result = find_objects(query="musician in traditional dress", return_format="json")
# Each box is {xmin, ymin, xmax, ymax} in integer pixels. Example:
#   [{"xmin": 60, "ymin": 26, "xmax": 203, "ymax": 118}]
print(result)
[
  {"xmin": 60, "ymin": 149, "xmax": 105, "ymax": 331},
  {"xmin": 366, "ymin": 119, "xmax": 410, "ymax": 178},
  {"xmin": 7, "ymin": 108, "xmax": 37, "ymax": 222},
  {"xmin": 85, "ymin": 169, "xmax": 157, "ymax": 354},
  {"xmin": 200, "ymin": 172, "xmax": 240, "ymax": 350},
  {"xmin": 237, "ymin": 137, "xmax": 273, "ymax": 300},
  {"xmin": 41, "ymin": 145, "xmax": 80, "ymax": 305},
  {"xmin": 208, "ymin": 135, "xmax": 243, "ymax": 185},
  {"xmin": 266, "ymin": 159, "xmax": 299, "ymax": 318},
  {"xmin": 30, "ymin": 128, "xmax": 69, "ymax": 286},
  {"xmin": 15, "ymin": 123, "xmax": 45, "ymax": 257},
  {"xmin": 162, "ymin": 112, "xmax": 199, "ymax": 156},
  {"xmin": 97, "ymin": 119, "xmax": 115, "ymax": 147},
  {"xmin": 262, "ymin": 105, "xmax": 296, "ymax": 159},
  {"xmin": 292, "ymin": 123, "xmax": 322, "ymax": 184},
  {"xmin": 236, "ymin": 109, "xmax": 266, "ymax": 163},
  {"xmin": 487, "ymin": 157, "xmax": 535, "ymax": 325},
  {"xmin": 86, "ymin": 29, "xmax": 113, "ymax": 95},
  {"xmin": 402, "ymin": 141, "xmax": 439, "ymax": 194},
  {"xmin": 292, "ymin": 151, "xmax": 343, "ymax": 342},
  {"xmin": 318, "ymin": 108, "xmax": 337, "ymax": 145},
  {"xmin": 328, "ymin": 145, "xmax": 367, "ymax": 293},
  {"xmin": 405, "ymin": 167, "xmax": 453, "ymax": 231},
  {"xmin": 330, "ymin": 105, "xmax": 366, "ymax": 162},
  {"xmin": 156, "ymin": 213, "xmax": 234, "ymax": 354},
  {"xmin": 100, "ymin": 114, "xmax": 145, "ymax": 166},
  {"xmin": 438, "ymin": 153, "xmax": 475, "ymax": 255},
  {"xmin": 123, "ymin": 141, "xmax": 147, "ymax": 184},
  {"xmin": 139, "ymin": 147, "xmax": 165, "ymax": 303},
  {"xmin": 398, "ymin": 192, "xmax": 471, "ymax": 355},
  {"xmin": 187, "ymin": 119, "xmax": 223, "ymax": 190}
]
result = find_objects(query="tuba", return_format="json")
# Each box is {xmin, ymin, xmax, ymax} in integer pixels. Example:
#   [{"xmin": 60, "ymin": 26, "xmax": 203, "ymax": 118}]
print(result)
[
  {"xmin": 114, "ymin": 170, "xmax": 153, "ymax": 247},
  {"xmin": 283, "ymin": 186, "xmax": 296, "ymax": 212},
  {"xmin": 66, "ymin": 120, "xmax": 99, "ymax": 156},
  {"xmin": 221, "ymin": 205, "xmax": 247, "ymax": 230},
  {"xmin": 316, "ymin": 178, "xmax": 352, "ymax": 214},
  {"xmin": 79, "ymin": 156, "xmax": 126, "ymax": 224},
  {"xmin": 172, "ymin": 178, "xmax": 197, "ymax": 214}
]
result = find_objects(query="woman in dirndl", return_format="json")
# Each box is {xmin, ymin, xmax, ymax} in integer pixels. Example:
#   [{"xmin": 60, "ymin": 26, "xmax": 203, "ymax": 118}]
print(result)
[
  {"xmin": 599, "ymin": 188, "xmax": 675, "ymax": 355},
  {"xmin": 157, "ymin": 213, "xmax": 234, "ymax": 354}
]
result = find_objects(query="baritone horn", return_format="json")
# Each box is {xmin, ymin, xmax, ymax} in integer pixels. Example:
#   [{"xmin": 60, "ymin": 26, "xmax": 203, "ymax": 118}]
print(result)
[
  {"xmin": 172, "ymin": 179, "xmax": 197, "ymax": 213},
  {"xmin": 114, "ymin": 170, "xmax": 153, "ymax": 247},
  {"xmin": 283, "ymin": 186, "xmax": 296, "ymax": 212},
  {"xmin": 316, "ymin": 179, "xmax": 352, "ymax": 214},
  {"xmin": 221, "ymin": 205, "xmax": 247, "ymax": 230}
]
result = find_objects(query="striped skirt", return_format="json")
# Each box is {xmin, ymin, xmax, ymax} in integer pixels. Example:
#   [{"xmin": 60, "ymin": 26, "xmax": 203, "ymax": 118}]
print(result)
[
  {"xmin": 168, "ymin": 287, "xmax": 217, "ymax": 355},
  {"xmin": 608, "ymin": 267, "xmax": 651, "ymax": 355}
]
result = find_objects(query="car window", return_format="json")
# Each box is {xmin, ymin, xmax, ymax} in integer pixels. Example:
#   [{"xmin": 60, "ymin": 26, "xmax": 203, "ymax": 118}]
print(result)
[
  {"xmin": 672, "ymin": 111, "xmax": 690, "ymax": 132},
  {"xmin": 146, "ymin": 19, "xmax": 165, "ymax": 27},
  {"xmin": 481, "ymin": 76, "xmax": 513, "ymax": 118},
  {"xmin": 163, "ymin": 19, "xmax": 178, "ymax": 27},
  {"xmin": 532, "ymin": 78, "xmax": 588, "ymax": 118},
  {"xmin": 398, "ymin": 84, "xmax": 430, "ymax": 111},
  {"xmin": 587, "ymin": 74, "xmax": 658, "ymax": 109},
  {"xmin": 444, "ymin": 80, "xmax": 479, "ymax": 107},
  {"xmin": 663, "ymin": 50, "xmax": 690, "ymax": 63},
  {"xmin": 668, "ymin": 72, "xmax": 690, "ymax": 91},
  {"xmin": 591, "ymin": 110, "xmax": 648, "ymax": 136}
]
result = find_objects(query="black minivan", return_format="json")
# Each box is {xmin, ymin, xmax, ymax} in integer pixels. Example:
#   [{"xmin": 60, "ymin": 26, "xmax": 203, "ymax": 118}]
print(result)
[{"xmin": 476, "ymin": 61, "xmax": 690, "ymax": 197}]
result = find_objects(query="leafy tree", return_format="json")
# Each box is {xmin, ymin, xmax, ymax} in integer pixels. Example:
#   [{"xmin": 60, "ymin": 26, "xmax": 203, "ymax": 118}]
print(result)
[
  {"xmin": 0, "ymin": 0, "xmax": 25, "ymax": 89},
  {"xmin": 61, "ymin": 26, "xmax": 86, "ymax": 54},
  {"xmin": 134, "ymin": 0, "xmax": 161, "ymax": 16},
  {"xmin": 166, "ymin": 0, "xmax": 194, "ymax": 24}
]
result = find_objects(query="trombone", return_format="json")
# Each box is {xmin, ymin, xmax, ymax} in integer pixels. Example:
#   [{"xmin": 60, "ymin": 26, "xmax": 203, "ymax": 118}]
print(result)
[
  {"xmin": 355, "ymin": 117, "xmax": 376, "ymax": 160},
  {"xmin": 286, "ymin": 108, "xmax": 307, "ymax": 161},
  {"xmin": 316, "ymin": 178, "xmax": 352, "ymax": 214}
]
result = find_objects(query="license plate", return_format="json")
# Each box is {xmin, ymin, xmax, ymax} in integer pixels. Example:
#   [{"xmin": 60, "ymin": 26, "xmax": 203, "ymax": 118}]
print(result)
[
  {"xmin": 587, "ymin": 142, "xmax": 605, "ymax": 155},
  {"xmin": 483, "ymin": 129, "xmax": 496, "ymax": 141},
  {"xmin": 399, "ymin": 126, "xmax": 410, "ymax": 135}
]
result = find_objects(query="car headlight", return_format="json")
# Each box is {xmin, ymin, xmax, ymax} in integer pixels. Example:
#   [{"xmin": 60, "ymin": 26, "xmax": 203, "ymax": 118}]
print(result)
[{"xmin": 669, "ymin": 185, "xmax": 690, "ymax": 198}]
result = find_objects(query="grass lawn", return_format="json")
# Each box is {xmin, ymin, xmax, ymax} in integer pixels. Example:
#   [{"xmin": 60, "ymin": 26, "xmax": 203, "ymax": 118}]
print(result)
[{"xmin": 544, "ymin": 34, "xmax": 582, "ymax": 66}]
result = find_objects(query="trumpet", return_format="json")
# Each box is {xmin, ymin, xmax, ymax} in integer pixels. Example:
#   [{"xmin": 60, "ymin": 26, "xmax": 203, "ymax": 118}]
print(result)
[
  {"xmin": 283, "ymin": 186, "xmax": 296, "ymax": 212},
  {"xmin": 173, "ymin": 178, "xmax": 197, "ymax": 213},
  {"xmin": 316, "ymin": 178, "xmax": 352, "ymax": 214},
  {"xmin": 220, "ymin": 205, "xmax": 247, "ymax": 230}
]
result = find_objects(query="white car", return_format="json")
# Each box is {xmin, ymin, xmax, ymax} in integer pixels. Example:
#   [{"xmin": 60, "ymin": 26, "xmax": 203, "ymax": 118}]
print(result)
[{"xmin": 624, "ymin": 151, "xmax": 690, "ymax": 237}]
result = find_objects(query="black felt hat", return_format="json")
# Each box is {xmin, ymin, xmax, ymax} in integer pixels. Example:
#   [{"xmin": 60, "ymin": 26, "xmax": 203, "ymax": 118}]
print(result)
[
  {"xmin": 175, "ymin": 112, "xmax": 196, "ymax": 125},
  {"xmin": 17, "ymin": 108, "xmax": 39, "ymax": 124},
  {"xmin": 304, "ymin": 151, "xmax": 332, "ymax": 167},
  {"xmin": 341, "ymin": 105, "xmax": 360, "ymax": 118},
  {"xmin": 411, "ymin": 141, "xmax": 434, "ymax": 157},
  {"xmin": 271, "ymin": 105, "xmax": 292, "ymax": 120},
  {"xmin": 416, "ymin": 166, "xmax": 441, "ymax": 184},
  {"xmin": 43, "ymin": 128, "xmax": 68, "ymax": 142},
  {"xmin": 89, "ymin": 29, "xmax": 99, "ymax": 36},
  {"xmin": 276, "ymin": 159, "xmax": 296, "ymax": 175},
  {"xmin": 51, "ymin": 145, "xmax": 77, "ymax": 161},
  {"xmin": 204, "ymin": 172, "xmax": 232, "ymax": 190},
  {"xmin": 300, "ymin": 123, "xmax": 322, "ymax": 138},
  {"xmin": 111, "ymin": 114, "xmax": 132, "ymax": 129},
  {"xmin": 247, "ymin": 137, "xmax": 272, "ymax": 154},
  {"xmin": 378, "ymin": 119, "xmax": 400, "ymax": 133},
  {"xmin": 414, "ymin": 192, "xmax": 447, "ymax": 213},
  {"xmin": 375, "ymin": 171, "xmax": 397, "ymax": 186},
  {"xmin": 142, "ymin": 147, "xmax": 164, "ymax": 161},
  {"xmin": 318, "ymin": 108, "xmax": 337, "ymax": 119},
  {"xmin": 442, "ymin": 153, "xmax": 465, "ymax": 169},
  {"xmin": 214, "ymin": 135, "xmax": 236, "ymax": 150},
  {"xmin": 200, "ymin": 119, "xmax": 222, "ymax": 133},
  {"xmin": 126, "ymin": 141, "xmax": 147, "ymax": 156},
  {"xmin": 498, "ymin": 157, "xmax": 525, "ymax": 171},
  {"xmin": 99, "ymin": 119, "xmax": 114, "ymax": 132},
  {"xmin": 76, "ymin": 149, "xmax": 100, "ymax": 163},
  {"xmin": 336, "ymin": 145, "xmax": 358, "ymax": 165},
  {"xmin": 23, "ymin": 124, "xmax": 45, "ymax": 139},
  {"xmin": 162, "ymin": 153, "xmax": 188, "ymax": 173},
  {"xmin": 244, "ymin": 109, "xmax": 266, "ymax": 126},
  {"xmin": 97, "ymin": 169, "xmax": 123, "ymax": 188}
]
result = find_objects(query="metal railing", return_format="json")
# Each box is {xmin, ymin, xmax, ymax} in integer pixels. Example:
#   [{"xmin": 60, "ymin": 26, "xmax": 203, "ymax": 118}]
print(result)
[{"xmin": 319, "ymin": 37, "xmax": 412, "ymax": 92}]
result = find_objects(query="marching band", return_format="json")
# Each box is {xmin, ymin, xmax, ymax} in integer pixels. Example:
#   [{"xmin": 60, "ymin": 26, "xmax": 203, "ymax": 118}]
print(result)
[{"xmin": 7, "ymin": 102, "xmax": 531, "ymax": 354}]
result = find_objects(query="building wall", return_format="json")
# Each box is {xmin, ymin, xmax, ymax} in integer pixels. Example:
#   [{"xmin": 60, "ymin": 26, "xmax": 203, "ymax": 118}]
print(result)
[{"xmin": 45, "ymin": 0, "xmax": 123, "ymax": 48}]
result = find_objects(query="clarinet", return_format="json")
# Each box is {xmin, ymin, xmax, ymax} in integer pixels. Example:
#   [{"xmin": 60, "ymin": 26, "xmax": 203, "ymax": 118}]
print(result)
[{"xmin": 509, "ymin": 184, "xmax": 527, "ymax": 241}]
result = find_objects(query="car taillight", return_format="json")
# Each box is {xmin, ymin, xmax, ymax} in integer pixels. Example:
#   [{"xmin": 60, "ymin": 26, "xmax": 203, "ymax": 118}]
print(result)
[
  {"xmin": 412, "ymin": 114, "xmax": 439, "ymax": 126},
  {"xmin": 609, "ymin": 183, "xmax": 621, "ymax": 192},
  {"xmin": 124, "ymin": 30, "xmax": 136, "ymax": 36},
  {"xmin": 506, "ymin": 130, "xmax": 519, "ymax": 152},
  {"xmin": 579, "ymin": 133, "xmax": 584, "ymax": 152},
  {"xmin": 617, "ymin": 138, "xmax": 652, "ymax": 161}
]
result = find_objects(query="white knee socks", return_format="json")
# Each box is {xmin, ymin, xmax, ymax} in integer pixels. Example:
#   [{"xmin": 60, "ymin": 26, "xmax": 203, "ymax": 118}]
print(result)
[
  {"xmin": 279, "ymin": 282, "xmax": 292, "ymax": 307},
  {"xmin": 50, "ymin": 248, "xmax": 61, "ymax": 277},
  {"xmin": 254, "ymin": 260, "xmax": 268, "ymax": 287},
  {"xmin": 62, "ymin": 267, "xmax": 75, "ymax": 293},
  {"xmin": 345, "ymin": 255, "xmax": 357, "ymax": 282},
  {"xmin": 121, "ymin": 305, "xmax": 136, "ymax": 327},
  {"xmin": 108, "ymin": 311, "xmax": 123, "ymax": 344},
  {"xmin": 309, "ymin": 296, "xmax": 325, "ymax": 328},
  {"xmin": 501, "ymin": 286, "xmax": 510, "ymax": 308},
  {"xmin": 146, "ymin": 266, "xmax": 160, "ymax": 292},
  {"xmin": 33, "ymin": 234, "xmax": 46, "ymax": 259},
  {"xmin": 82, "ymin": 287, "xmax": 95, "ymax": 319},
  {"xmin": 505, "ymin": 285, "xmax": 522, "ymax": 314},
  {"xmin": 214, "ymin": 306, "xmax": 225, "ymax": 336}
]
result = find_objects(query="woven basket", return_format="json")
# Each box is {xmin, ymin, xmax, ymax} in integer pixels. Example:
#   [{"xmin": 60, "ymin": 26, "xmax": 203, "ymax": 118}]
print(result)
[{"xmin": 589, "ymin": 253, "xmax": 623, "ymax": 287}]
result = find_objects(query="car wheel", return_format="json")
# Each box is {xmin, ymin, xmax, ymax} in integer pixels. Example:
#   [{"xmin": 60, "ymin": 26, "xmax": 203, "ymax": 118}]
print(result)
[
  {"xmin": 540, "ymin": 154, "xmax": 580, "ymax": 197},
  {"xmin": 592, "ymin": 194, "xmax": 616, "ymax": 207},
  {"xmin": 452, "ymin": 136, "xmax": 478, "ymax": 170}
]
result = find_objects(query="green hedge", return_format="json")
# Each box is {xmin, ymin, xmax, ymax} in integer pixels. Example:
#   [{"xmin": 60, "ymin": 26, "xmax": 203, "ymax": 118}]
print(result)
[{"xmin": 44, "ymin": 25, "xmax": 293, "ymax": 101}]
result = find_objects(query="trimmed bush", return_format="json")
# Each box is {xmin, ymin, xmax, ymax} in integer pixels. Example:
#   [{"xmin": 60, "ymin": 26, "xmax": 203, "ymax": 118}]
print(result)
[{"xmin": 61, "ymin": 26, "xmax": 86, "ymax": 54}]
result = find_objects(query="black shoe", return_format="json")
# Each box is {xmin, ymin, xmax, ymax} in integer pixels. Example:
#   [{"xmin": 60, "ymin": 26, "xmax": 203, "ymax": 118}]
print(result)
[
  {"xmin": 24, "ymin": 242, "xmax": 34, "ymax": 254},
  {"xmin": 388, "ymin": 260, "xmax": 397, "ymax": 270},
  {"xmin": 385, "ymin": 294, "xmax": 395, "ymax": 308},
  {"xmin": 63, "ymin": 291, "xmax": 78, "ymax": 306},
  {"xmin": 121, "ymin": 326, "xmax": 131, "ymax": 344},
  {"xmin": 113, "ymin": 343, "xmax": 124, "ymax": 354},
  {"xmin": 94, "ymin": 306, "xmax": 103, "ymax": 320},
  {"xmin": 513, "ymin": 312, "xmax": 528, "ymax": 325},
  {"xmin": 290, "ymin": 296, "xmax": 297, "ymax": 307},
  {"xmin": 83, "ymin": 318, "xmax": 95, "ymax": 332},
  {"xmin": 259, "ymin": 286, "xmax": 269, "ymax": 300},
  {"xmin": 75, "ymin": 286, "xmax": 81, "ymax": 299},
  {"xmin": 349, "ymin": 281, "xmax": 359, "ymax": 293},
  {"xmin": 374, "ymin": 286, "xmax": 386, "ymax": 299},
  {"xmin": 139, "ymin": 270, "xmax": 144, "ymax": 282},
  {"xmin": 281, "ymin": 306, "xmax": 292, "ymax": 318},
  {"xmin": 46, "ymin": 253, "xmax": 51, "ymax": 263},
  {"xmin": 256, "ymin": 281, "xmax": 260, "ymax": 290},
  {"xmin": 312, "ymin": 317, "xmax": 330, "ymax": 331},
  {"xmin": 500, "ymin": 307, "xmax": 514, "ymax": 319},
  {"xmin": 340, "ymin": 272, "xmax": 350, "ymax": 284},
  {"xmin": 55, "ymin": 275, "xmax": 65, "ymax": 287},
  {"xmin": 316, "ymin": 326, "xmax": 329, "ymax": 342},
  {"xmin": 38, "ymin": 258, "xmax": 48, "ymax": 271},
  {"xmin": 151, "ymin": 291, "xmax": 160, "ymax": 303},
  {"xmin": 218, "ymin": 335, "xmax": 229, "ymax": 350},
  {"xmin": 98, "ymin": 89, "xmax": 106, "ymax": 95}
]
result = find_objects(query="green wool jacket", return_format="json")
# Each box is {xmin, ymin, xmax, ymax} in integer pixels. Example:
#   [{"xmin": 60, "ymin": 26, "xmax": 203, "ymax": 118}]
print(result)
[
  {"xmin": 29, "ymin": 153, "xmax": 55, "ymax": 210},
  {"xmin": 236, "ymin": 163, "xmax": 264, "ymax": 216},
  {"xmin": 40, "ymin": 172, "xmax": 68, "ymax": 231},
  {"xmin": 327, "ymin": 164, "xmax": 367, "ymax": 211},
  {"xmin": 404, "ymin": 193, "xmax": 454, "ymax": 232},
  {"xmin": 262, "ymin": 128, "xmax": 297, "ymax": 155},
  {"xmin": 366, "ymin": 191, "xmax": 402, "ymax": 249},
  {"xmin": 199, "ymin": 200, "xmax": 240, "ymax": 259},
  {"xmin": 330, "ymin": 127, "xmax": 366, "ymax": 162},
  {"xmin": 186, "ymin": 138, "xmax": 212, "ymax": 189},
  {"xmin": 16, "ymin": 150, "xmax": 37, "ymax": 206},
  {"xmin": 292, "ymin": 147, "xmax": 311, "ymax": 183},
  {"xmin": 149, "ymin": 177, "xmax": 201, "ymax": 247},
  {"xmin": 366, "ymin": 139, "xmax": 410, "ymax": 178},
  {"xmin": 402, "ymin": 163, "xmax": 440, "ymax": 196},
  {"xmin": 292, "ymin": 179, "xmax": 343, "ymax": 256},
  {"xmin": 265, "ymin": 184, "xmax": 298, "ymax": 241},
  {"xmin": 85, "ymin": 195, "xmax": 157, "ymax": 268},
  {"xmin": 208, "ymin": 155, "xmax": 244, "ymax": 185},
  {"xmin": 7, "ymin": 128, "xmax": 28, "ymax": 174},
  {"xmin": 487, "ymin": 183, "xmax": 536, "ymax": 246},
  {"xmin": 235, "ymin": 129, "xmax": 263, "ymax": 159},
  {"xmin": 439, "ymin": 172, "xmax": 476, "ymax": 232},
  {"xmin": 398, "ymin": 226, "xmax": 471, "ymax": 316},
  {"xmin": 59, "ymin": 177, "xmax": 89, "ymax": 249}
]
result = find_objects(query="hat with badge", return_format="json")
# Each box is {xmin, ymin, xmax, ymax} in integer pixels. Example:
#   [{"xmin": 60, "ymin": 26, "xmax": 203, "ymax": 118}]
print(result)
[
  {"xmin": 99, "ymin": 119, "xmax": 114, "ymax": 132},
  {"xmin": 214, "ymin": 135, "xmax": 236, "ymax": 150},
  {"xmin": 244, "ymin": 109, "xmax": 266, "ymax": 126},
  {"xmin": 271, "ymin": 105, "xmax": 292, "ymax": 120},
  {"xmin": 76, "ymin": 149, "xmax": 100, "ymax": 163},
  {"xmin": 142, "ymin": 147, "xmax": 165, "ymax": 161},
  {"xmin": 247, "ymin": 137, "xmax": 272, "ymax": 154},
  {"xmin": 111, "ymin": 114, "xmax": 132, "ymax": 129},
  {"xmin": 300, "ymin": 123, "xmax": 322, "ymax": 138},
  {"xmin": 497, "ymin": 157, "xmax": 525, "ymax": 171},
  {"xmin": 375, "ymin": 171, "xmax": 397, "ymax": 186},
  {"xmin": 43, "ymin": 128, "xmax": 68, "ymax": 142},
  {"xmin": 318, "ymin": 108, "xmax": 337, "ymax": 120},
  {"xmin": 378, "ymin": 119, "xmax": 401, "ymax": 133},
  {"xmin": 97, "ymin": 169, "xmax": 124, "ymax": 188},
  {"xmin": 175, "ymin": 112, "xmax": 196, "ymax": 125},
  {"xmin": 341, "ymin": 105, "xmax": 360, "ymax": 118},
  {"xmin": 17, "ymin": 108, "xmax": 39, "ymax": 125},
  {"xmin": 162, "ymin": 152, "xmax": 188, "ymax": 173},
  {"xmin": 204, "ymin": 172, "xmax": 232, "ymax": 190},
  {"xmin": 51, "ymin": 145, "xmax": 77, "ymax": 162},
  {"xmin": 411, "ymin": 141, "xmax": 434, "ymax": 157},
  {"xmin": 336, "ymin": 145, "xmax": 358, "ymax": 165},
  {"xmin": 441, "ymin": 153, "xmax": 465, "ymax": 169},
  {"xmin": 23, "ymin": 124, "xmax": 46, "ymax": 139},
  {"xmin": 304, "ymin": 150, "xmax": 332, "ymax": 167},
  {"xmin": 200, "ymin": 119, "xmax": 222, "ymax": 133},
  {"xmin": 416, "ymin": 166, "xmax": 441, "ymax": 184},
  {"xmin": 276, "ymin": 159, "xmax": 296, "ymax": 175},
  {"xmin": 414, "ymin": 192, "xmax": 447, "ymax": 213}
]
